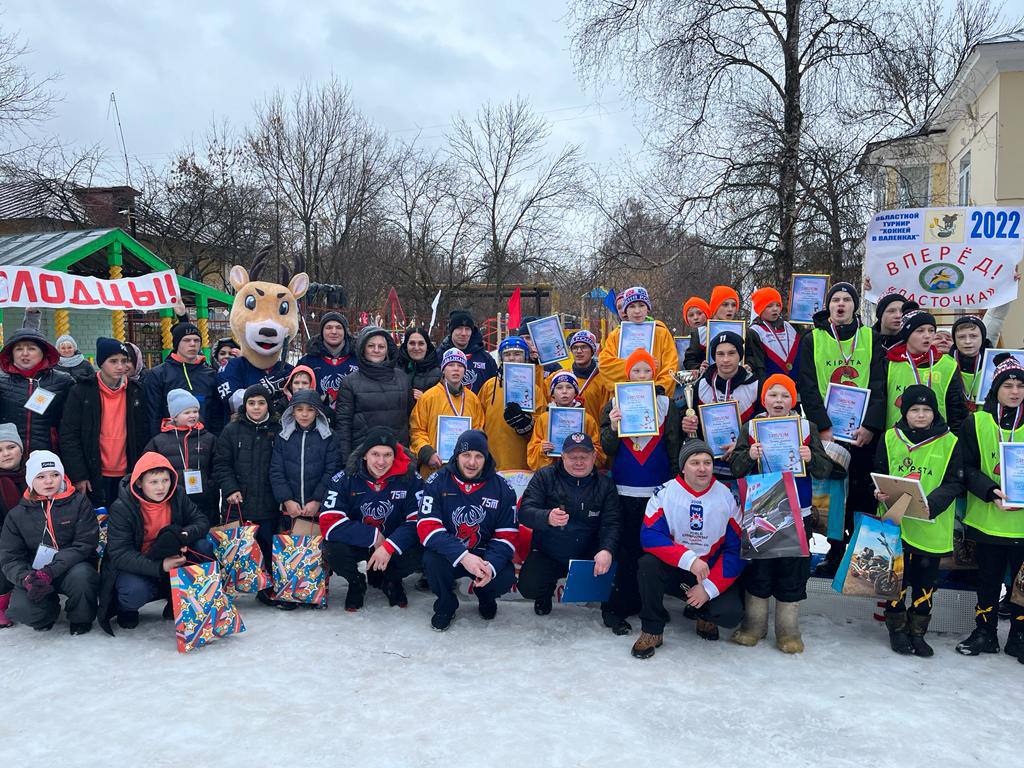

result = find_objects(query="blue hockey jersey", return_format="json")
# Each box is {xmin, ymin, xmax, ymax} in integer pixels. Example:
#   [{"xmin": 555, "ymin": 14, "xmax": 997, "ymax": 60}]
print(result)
[{"xmin": 217, "ymin": 356, "xmax": 293, "ymax": 410}]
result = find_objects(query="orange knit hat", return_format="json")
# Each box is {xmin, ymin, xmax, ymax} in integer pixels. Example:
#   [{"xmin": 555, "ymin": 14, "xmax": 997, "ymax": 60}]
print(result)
[
  {"xmin": 761, "ymin": 374, "xmax": 797, "ymax": 407},
  {"xmin": 624, "ymin": 347, "xmax": 658, "ymax": 378},
  {"xmin": 751, "ymin": 287, "xmax": 783, "ymax": 318},
  {"xmin": 709, "ymin": 285, "xmax": 740, "ymax": 317},
  {"xmin": 683, "ymin": 296, "xmax": 710, "ymax": 322}
]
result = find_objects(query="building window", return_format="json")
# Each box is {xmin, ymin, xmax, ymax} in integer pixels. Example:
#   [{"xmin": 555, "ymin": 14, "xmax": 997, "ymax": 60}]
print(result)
[
  {"xmin": 958, "ymin": 151, "xmax": 971, "ymax": 206},
  {"xmin": 896, "ymin": 166, "xmax": 930, "ymax": 207}
]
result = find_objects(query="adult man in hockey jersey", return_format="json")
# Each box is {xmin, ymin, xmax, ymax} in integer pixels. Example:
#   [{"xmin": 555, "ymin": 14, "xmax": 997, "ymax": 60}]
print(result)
[
  {"xmin": 632, "ymin": 440, "xmax": 746, "ymax": 658},
  {"xmin": 417, "ymin": 429, "xmax": 518, "ymax": 630}
]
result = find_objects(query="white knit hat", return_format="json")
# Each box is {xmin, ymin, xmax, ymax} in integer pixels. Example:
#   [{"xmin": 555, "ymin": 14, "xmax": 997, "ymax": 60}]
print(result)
[{"xmin": 25, "ymin": 450, "xmax": 64, "ymax": 486}]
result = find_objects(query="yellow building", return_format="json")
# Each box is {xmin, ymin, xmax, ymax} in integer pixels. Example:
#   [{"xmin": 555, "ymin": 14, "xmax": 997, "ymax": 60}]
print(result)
[{"xmin": 859, "ymin": 33, "xmax": 1024, "ymax": 346}]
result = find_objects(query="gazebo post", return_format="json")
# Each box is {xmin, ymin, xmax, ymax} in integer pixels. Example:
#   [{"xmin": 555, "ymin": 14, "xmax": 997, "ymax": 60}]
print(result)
[
  {"xmin": 109, "ymin": 240, "xmax": 126, "ymax": 341},
  {"xmin": 196, "ymin": 294, "xmax": 210, "ymax": 362},
  {"xmin": 0, "ymin": 308, "xmax": 4, "ymax": 346},
  {"xmin": 160, "ymin": 307, "xmax": 173, "ymax": 359}
]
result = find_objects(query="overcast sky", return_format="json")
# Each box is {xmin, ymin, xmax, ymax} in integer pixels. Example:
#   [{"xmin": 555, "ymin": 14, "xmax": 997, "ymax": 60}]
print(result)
[{"xmin": 5, "ymin": 1, "xmax": 646, "ymax": 182}]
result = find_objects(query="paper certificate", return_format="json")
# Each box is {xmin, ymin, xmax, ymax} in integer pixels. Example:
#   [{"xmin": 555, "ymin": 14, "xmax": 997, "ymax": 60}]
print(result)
[
  {"xmin": 789, "ymin": 274, "xmax": 829, "ymax": 324},
  {"xmin": 752, "ymin": 416, "xmax": 806, "ymax": 477},
  {"xmin": 705, "ymin": 320, "xmax": 747, "ymax": 363},
  {"xmin": 436, "ymin": 415, "xmax": 472, "ymax": 462},
  {"xmin": 546, "ymin": 407, "xmax": 585, "ymax": 457},
  {"xmin": 698, "ymin": 401, "xmax": 742, "ymax": 458},
  {"xmin": 503, "ymin": 362, "xmax": 536, "ymax": 412},
  {"xmin": 674, "ymin": 336, "xmax": 691, "ymax": 362},
  {"xmin": 871, "ymin": 473, "xmax": 931, "ymax": 521},
  {"xmin": 976, "ymin": 348, "xmax": 1024, "ymax": 404},
  {"xmin": 615, "ymin": 381, "xmax": 660, "ymax": 437},
  {"xmin": 526, "ymin": 315, "xmax": 569, "ymax": 365},
  {"xmin": 824, "ymin": 383, "xmax": 870, "ymax": 443},
  {"xmin": 1000, "ymin": 443, "xmax": 1024, "ymax": 509},
  {"xmin": 617, "ymin": 321, "xmax": 656, "ymax": 358}
]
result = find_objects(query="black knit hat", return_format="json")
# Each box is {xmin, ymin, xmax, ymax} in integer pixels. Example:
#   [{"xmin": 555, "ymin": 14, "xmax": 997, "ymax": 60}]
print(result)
[
  {"xmin": 171, "ymin": 322, "xmax": 202, "ymax": 352},
  {"xmin": 874, "ymin": 293, "xmax": 912, "ymax": 321},
  {"xmin": 897, "ymin": 309, "xmax": 937, "ymax": 343},
  {"xmin": 709, "ymin": 330, "xmax": 744, "ymax": 360},
  {"xmin": 361, "ymin": 426, "xmax": 398, "ymax": 453},
  {"xmin": 320, "ymin": 312, "xmax": 348, "ymax": 333},
  {"xmin": 826, "ymin": 282, "xmax": 859, "ymax": 312},
  {"xmin": 452, "ymin": 429, "xmax": 488, "ymax": 457},
  {"xmin": 899, "ymin": 384, "xmax": 938, "ymax": 419},
  {"xmin": 951, "ymin": 315, "xmax": 987, "ymax": 344},
  {"xmin": 96, "ymin": 337, "xmax": 130, "ymax": 367},
  {"xmin": 990, "ymin": 353, "xmax": 1024, "ymax": 393},
  {"xmin": 213, "ymin": 337, "xmax": 240, "ymax": 357},
  {"xmin": 242, "ymin": 383, "xmax": 272, "ymax": 404},
  {"xmin": 448, "ymin": 309, "xmax": 475, "ymax": 331}
]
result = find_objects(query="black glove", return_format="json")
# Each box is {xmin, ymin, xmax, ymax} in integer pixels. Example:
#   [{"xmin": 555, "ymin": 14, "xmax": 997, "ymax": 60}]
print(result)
[
  {"xmin": 148, "ymin": 526, "xmax": 187, "ymax": 560},
  {"xmin": 503, "ymin": 402, "xmax": 534, "ymax": 435},
  {"xmin": 260, "ymin": 375, "xmax": 282, "ymax": 393}
]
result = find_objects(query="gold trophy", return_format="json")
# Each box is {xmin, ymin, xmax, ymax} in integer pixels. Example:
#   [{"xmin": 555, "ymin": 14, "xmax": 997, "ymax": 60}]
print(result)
[{"xmin": 672, "ymin": 369, "xmax": 701, "ymax": 438}]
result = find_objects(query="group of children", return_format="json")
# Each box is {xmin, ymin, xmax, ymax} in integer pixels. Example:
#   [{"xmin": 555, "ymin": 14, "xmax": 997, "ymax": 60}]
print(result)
[{"xmin": 0, "ymin": 282, "xmax": 1022, "ymax": 669}]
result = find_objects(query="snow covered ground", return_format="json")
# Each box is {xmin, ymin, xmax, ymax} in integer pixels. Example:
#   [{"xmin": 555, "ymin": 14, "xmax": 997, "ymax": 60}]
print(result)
[{"xmin": 1, "ymin": 584, "xmax": 1019, "ymax": 768}]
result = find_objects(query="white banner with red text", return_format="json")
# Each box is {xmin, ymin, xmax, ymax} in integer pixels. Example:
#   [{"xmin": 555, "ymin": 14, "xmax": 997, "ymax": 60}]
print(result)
[{"xmin": 0, "ymin": 266, "xmax": 180, "ymax": 310}]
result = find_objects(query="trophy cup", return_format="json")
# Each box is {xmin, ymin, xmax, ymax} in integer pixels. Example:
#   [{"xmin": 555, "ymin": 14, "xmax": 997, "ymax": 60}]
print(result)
[{"xmin": 672, "ymin": 369, "xmax": 700, "ymax": 438}]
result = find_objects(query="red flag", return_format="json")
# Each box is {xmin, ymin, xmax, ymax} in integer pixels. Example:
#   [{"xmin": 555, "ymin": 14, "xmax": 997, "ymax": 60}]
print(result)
[{"xmin": 507, "ymin": 287, "xmax": 521, "ymax": 331}]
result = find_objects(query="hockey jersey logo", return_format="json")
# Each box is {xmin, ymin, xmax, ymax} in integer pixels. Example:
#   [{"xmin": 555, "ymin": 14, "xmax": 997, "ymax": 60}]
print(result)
[
  {"xmin": 451, "ymin": 504, "xmax": 486, "ymax": 548},
  {"xmin": 361, "ymin": 499, "xmax": 393, "ymax": 530},
  {"xmin": 689, "ymin": 501, "xmax": 704, "ymax": 531}
]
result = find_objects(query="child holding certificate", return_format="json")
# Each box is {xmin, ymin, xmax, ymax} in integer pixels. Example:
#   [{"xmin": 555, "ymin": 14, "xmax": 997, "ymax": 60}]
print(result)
[
  {"xmin": 872, "ymin": 385, "xmax": 963, "ymax": 657},
  {"xmin": 956, "ymin": 354, "xmax": 1024, "ymax": 659},
  {"xmin": 479, "ymin": 337, "xmax": 546, "ymax": 471},
  {"xmin": 598, "ymin": 286, "xmax": 679, "ymax": 396},
  {"xmin": 599, "ymin": 348, "xmax": 681, "ymax": 635},
  {"xmin": 409, "ymin": 349, "xmax": 485, "ymax": 477},
  {"xmin": 729, "ymin": 375, "xmax": 832, "ymax": 654},
  {"xmin": 680, "ymin": 296, "xmax": 711, "ymax": 371},
  {"xmin": 528, "ymin": 373, "xmax": 601, "ymax": 471},
  {"xmin": 547, "ymin": 330, "xmax": 612, "ymax": 428},
  {"xmin": 746, "ymin": 287, "xmax": 800, "ymax": 385},
  {"xmin": 948, "ymin": 316, "xmax": 992, "ymax": 411}
]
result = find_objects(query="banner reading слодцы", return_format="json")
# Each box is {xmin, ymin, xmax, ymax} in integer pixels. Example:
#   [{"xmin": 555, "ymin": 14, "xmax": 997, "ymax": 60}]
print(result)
[
  {"xmin": 864, "ymin": 206, "xmax": 1023, "ymax": 310},
  {"xmin": 0, "ymin": 266, "xmax": 180, "ymax": 310}
]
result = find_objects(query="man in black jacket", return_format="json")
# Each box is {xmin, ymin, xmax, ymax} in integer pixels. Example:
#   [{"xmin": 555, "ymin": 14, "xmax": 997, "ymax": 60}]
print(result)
[
  {"xmin": 60, "ymin": 338, "xmax": 150, "ymax": 508},
  {"xmin": 517, "ymin": 432, "xmax": 621, "ymax": 620},
  {"xmin": 144, "ymin": 320, "xmax": 222, "ymax": 436}
]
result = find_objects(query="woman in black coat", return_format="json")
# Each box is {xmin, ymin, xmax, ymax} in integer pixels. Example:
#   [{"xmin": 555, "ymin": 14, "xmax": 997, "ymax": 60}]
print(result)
[
  {"xmin": 336, "ymin": 327, "xmax": 411, "ymax": 465},
  {"xmin": 0, "ymin": 328, "xmax": 74, "ymax": 453},
  {"xmin": 395, "ymin": 327, "xmax": 441, "ymax": 403}
]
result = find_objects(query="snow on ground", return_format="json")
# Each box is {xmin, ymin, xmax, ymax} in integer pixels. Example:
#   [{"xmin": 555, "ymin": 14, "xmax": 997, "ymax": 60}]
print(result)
[{"xmin": 1, "ymin": 585, "xmax": 1019, "ymax": 768}]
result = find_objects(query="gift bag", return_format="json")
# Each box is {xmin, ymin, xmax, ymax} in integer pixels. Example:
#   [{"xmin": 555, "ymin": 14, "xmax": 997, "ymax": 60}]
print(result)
[
  {"xmin": 209, "ymin": 524, "xmax": 269, "ymax": 595},
  {"xmin": 290, "ymin": 517, "xmax": 320, "ymax": 537},
  {"xmin": 736, "ymin": 472, "xmax": 809, "ymax": 559},
  {"xmin": 95, "ymin": 507, "xmax": 108, "ymax": 561},
  {"xmin": 1012, "ymin": 562, "xmax": 1024, "ymax": 605},
  {"xmin": 810, "ymin": 477, "xmax": 847, "ymax": 540},
  {"xmin": 832, "ymin": 513, "xmax": 903, "ymax": 599},
  {"xmin": 210, "ymin": 502, "xmax": 243, "ymax": 534},
  {"xmin": 272, "ymin": 533, "xmax": 327, "ymax": 605},
  {"xmin": 170, "ymin": 560, "xmax": 245, "ymax": 653}
]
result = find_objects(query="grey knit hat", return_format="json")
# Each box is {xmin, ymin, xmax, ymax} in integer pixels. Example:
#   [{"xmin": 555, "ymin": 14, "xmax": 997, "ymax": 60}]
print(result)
[
  {"xmin": 0, "ymin": 423, "xmax": 23, "ymax": 450},
  {"xmin": 678, "ymin": 440, "xmax": 714, "ymax": 470},
  {"xmin": 167, "ymin": 388, "xmax": 200, "ymax": 418}
]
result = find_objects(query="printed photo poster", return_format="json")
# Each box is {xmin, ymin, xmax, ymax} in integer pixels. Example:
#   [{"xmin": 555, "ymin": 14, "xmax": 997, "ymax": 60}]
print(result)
[
  {"xmin": 546, "ymin": 407, "xmax": 586, "ymax": 457},
  {"xmin": 617, "ymin": 321, "xmax": 656, "ymax": 358},
  {"xmin": 698, "ymin": 401, "xmax": 742, "ymax": 458},
  {"xmin": 436, "ymin": 415, "xmax": 472, "ymax": 461},
  {"xmin": 735, "ymin": 472, "xmax": 809, "ymax": 559},
  {"xmin": 705, "ymin": 320, "xmax": 747, "ymax": 363},
  {"xmin": 999, "ymin": 443, "xmax": 1024, "ymax": 509},
  {"xmin": 975, "ymin": 349, "xmax": 1024, "ymax": 404},
  {"xmin": 865, "ymin": 206, "xmax": 1024, "ymax": 311},
  {"xmin": 752, "ymin": 416, "xmax": 806, "ymax": 477},
  {"xmin": 503, "ymin": 362, "xmax": 537, "ymax": 412},
  {"xmin": 789, "ymin": 274, "xmax": 829, "ymax": 324},
  {"xmin": 824, "ymin": 383, "xmax": 870, "ymax": 443},
  {"xmin": 615, "ymin": 381, "xmax": 660, "ymax": 437},
  {"xmin": 674, "ymin": 336, "xmax": 691, "ymax": 362},
  {"xmin": 526, "ymin": 315, "xmax": 570, "ymax": 365}
]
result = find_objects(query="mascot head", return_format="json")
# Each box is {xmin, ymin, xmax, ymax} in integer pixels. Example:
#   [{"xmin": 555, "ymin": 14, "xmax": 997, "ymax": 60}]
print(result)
[{"xmin": 229, "ymin": 248, "xmax": 308, "ymax": 369}]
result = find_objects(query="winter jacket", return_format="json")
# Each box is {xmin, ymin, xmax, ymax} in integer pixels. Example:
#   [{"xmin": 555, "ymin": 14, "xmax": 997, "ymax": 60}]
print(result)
[
  {"xmin": 408, "ymin": 381, "xmax": 485, "ymax": 471},
  {"xmin": 319, "ymin": 442, "xmax": 422, "ymax": 555},
  {"xmin": 145, "ymin": 353, "xmax": 223, "ymax": 435},
  {"xmin": 58, "ymin": 357, "xmax": 96, "ymax": 383},
  {"xmin": 269, "ymin": 391, "xmax": 339, "ymax": 511},
  {"xmin": 682, "ymin": 326, "xmax": 707, "ymax": 371},
  {"xmin": 598, "ymin": 319, "xmax": 679, "ymax": 396},
  {"xmin": 478, "ymin": 373, "xmax": 546, "ymax": 471},
  {"xmin": 297, "ymin": 335, "xmax": 359, "ymax": 408},
  {"xmin": 0, "ymin": 479, "xmax": 98, "ymax": 587},
  {"xmin": 528, "ymin": 407, "xmax": 604, "ymax": 471},
  {"xmin": 437, "ymin": 326, "xmax": 498, "ymax": 393},
  {"xmin": 59, "ymin": 375, "xmax": 150, "ymax": 489},
  {"xmin": 336, "ymin": 328, "xmax": 411, "ymax": 464},
  {"xmin": 212, "ymin": 406, "xmax": 281, "ymax": 522},
  {"xmin": 0, "ymin": 328, "xmax": 74, "ymax": 453},
  {"xmin": 143, "ymin": 420, "xmax": 217, "ymax": 523},
  {"xmin": 396, "ymin": 328, "xmax": 441, "ymax": 397},
  {"xmin": 98, "ymin": 453, "xmax": 209, "ymax": 634},
  {"xmin": 518, "ymin": 461, "xmax": 621, "ymax": 562},
  {"xmin": 874, "ymin": 416, "xmax": 964, "ymax": 522},
  {"xmin": 600, "ymin": 388, "xmax": 681, "ymax": 496}
]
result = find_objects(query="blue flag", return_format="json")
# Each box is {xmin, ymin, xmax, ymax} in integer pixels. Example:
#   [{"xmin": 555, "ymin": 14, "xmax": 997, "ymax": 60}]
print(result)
[{"xmin": 603, "ymin": 288, "xmax": 618, "ymax": 315}]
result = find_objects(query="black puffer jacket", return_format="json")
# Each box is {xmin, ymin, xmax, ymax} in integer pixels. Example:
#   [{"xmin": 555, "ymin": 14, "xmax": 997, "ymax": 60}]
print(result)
[
  {"xmin": 58, "ymin": 357, "xmax": 97, "ymax": 383},
  {"xmin": 0, "ymin": 328, "xmax": 75, "ymax": 454},
  {"xmin": 59, "ymin": 375, "xmax": 150, "ymax": 489},
  {"xmin": 213, "ymin": 406, "xmax": 281, "ymax": 522},
  {"xmin": 143, "ymin": 354, "xmax": 223, "ymax": 435},
  {"xmin": 336, "ymin": 327, "xmax": 411, "ymax": 464},
  {"xmin": 518, "ymin": 461, "xmax": 622, "ymax": 562},
  {"xmin": 143, "ymin": 421, "xmax": 218, "ymax": 524},
  {"xmin": 395, "ymin": 327, "xmax": 442, "ymax": 396}
]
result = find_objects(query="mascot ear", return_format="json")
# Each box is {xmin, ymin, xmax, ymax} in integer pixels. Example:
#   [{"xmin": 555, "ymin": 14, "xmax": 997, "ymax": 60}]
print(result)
[
  {"xmin": 288, "ymin": 272, "xmax": 309, "ymax": 300},
  {"xmin": 229, "ymin": 265, "xmax": 249, "ymax": 291}
]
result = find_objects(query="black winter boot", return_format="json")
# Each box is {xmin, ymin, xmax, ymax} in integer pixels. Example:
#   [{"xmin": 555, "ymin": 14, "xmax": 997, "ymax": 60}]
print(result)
[
  {"xmin": 345, "ymin": 574, "xmax": 367, "ymax": 612},
  {"xmin": 907, "ymin": 613, "xmax": 934, "ymax": 658},
  {"xmin": 1003, "ymin": 625, "xmax": 1024, "ymax": 659},
  {"xmin": 885, "ymin": 611, "xmax": 913, "ymax": 655},
  {"xmin": 956, "ymin": 625, "xmax": 999, "ymax": 656},
  {"xmin": 382, "ymin": 578, "xmax": 408, "ymax": 608}
]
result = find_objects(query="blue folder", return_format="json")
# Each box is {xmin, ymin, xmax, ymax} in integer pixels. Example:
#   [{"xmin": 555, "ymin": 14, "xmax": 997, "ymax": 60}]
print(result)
[{"xmin": 560, "ymin": 559, "xmax": 618, "ymax": 603}]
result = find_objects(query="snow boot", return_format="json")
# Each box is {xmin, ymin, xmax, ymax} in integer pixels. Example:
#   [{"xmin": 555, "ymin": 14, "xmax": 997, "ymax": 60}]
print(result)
[
  {"xmin": 117, "ymin": 611, "xmax": 139, "ymax": 629},
  {"xmin": 382, "ymin": 578, "xmax": 408, "ymax": 608},
  {"xmin": 366, "ymin": 567, "xmax": 384, "ymax": 590},
  {"xmin": 415, "ymin": 575, "xmax": 430, "ymax": 592},
  {"xmin": 731, "ymin": 594, "xmax": 769, "ymax": 646},
  {"xmin": 162, "ymin": 600, "xmax": 174, "ymax": 620},
  {"xmin": 69, "ymin": 622, "xmax": 92, "ymax": 636},
  {"xmin": 602, "ymin": 610, "xmax": 632, "ymax": 636},
  {"xmin": 1003, "ymin": 623, "xmax": 1024, "ymax": 658},
  {"xmin": 907, "ymin": 613, "xmax": 933, "ymax": 658},
  {"xmin": 695, "ymin": 618, "xmax": 719, "ymax": 641},
  {"xmin": 345, "ymin": 574, "xmax": 367, "ymax": 612},
  {"xmin": 631, "ymin": 632, "xmax": 663, "ymax": 659},
  {"xmin": 33, "ymin": 622, "xmax": 54, "ymax": 632},
  {"xmin": 478, "ymin": 595, "xmax": 498, "ymax": 620},
  {"xmin": 956, "ymin": 624, "xmax": 999, "ymax": 656},
  {"xmin": 775, "ymin": 600, "xmax": 804, "ymax": 654},
  {"xmin": 534, "ymin": 596, "xmax": 552, "ymax": 616},
  {"xmin": 885, "ymin": 610, "xmax": 913, "ymax": 655},
  {"xmin": 0, "ymin": 592, "xmax": 12, "ymax": 628},
  {"xmin": 431, "ymin": 612, "xmax": 452, "ymax": 632}
]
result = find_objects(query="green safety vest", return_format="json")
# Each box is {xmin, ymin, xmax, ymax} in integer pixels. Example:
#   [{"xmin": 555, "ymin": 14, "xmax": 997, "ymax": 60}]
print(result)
[
  {"xmin": 880, "ymin": 429, "xmax": 956, "ymax": 553},
  {"xmin": 885, "ymin": 354, "xmax": 957, "ymax": 429},
  {"xmin": 812, "ymin": 326, "xmax": 873, "ymax": 399},
  {"xmin": 964, "ymin": 410, "xmax": 1024, "ymax": 539}
]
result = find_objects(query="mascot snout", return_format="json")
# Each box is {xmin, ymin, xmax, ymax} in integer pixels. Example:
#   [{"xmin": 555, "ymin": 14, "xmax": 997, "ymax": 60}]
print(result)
[{"xmin": 246, "ymin": 320, "xmax": 288, "ymax": 354}]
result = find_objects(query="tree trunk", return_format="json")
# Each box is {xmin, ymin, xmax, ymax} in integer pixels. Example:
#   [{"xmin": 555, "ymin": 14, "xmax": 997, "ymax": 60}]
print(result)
[{"xmin": 778, "ymin": 0, "xmax": 803, "ymax": 300}]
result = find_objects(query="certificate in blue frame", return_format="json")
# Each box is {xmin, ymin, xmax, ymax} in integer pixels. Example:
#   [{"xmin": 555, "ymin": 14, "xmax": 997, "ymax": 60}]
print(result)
[
  {"xmin": 752, "ymin": 415, "xmax": 806, "ymax": 477},
  {"xmin": 698, "ymin": 400, "xmax": 742, "ymax": 458},
  {"xmin": 1000, "ymin": 443, "xmax": 1024, "ymax": 509},
  {"xmin": 705, "ymin": 320, "xmax": 747, "ymax": 363},
  {"xmin": 526, "ymin": 315, "xmax": 570, "ymax": 365},
  {"xmin": 617, "ymin": 321, "xmax": 656, "ymax": 359},
  {"xmin": 502, "ymin": 362, "xmax": 536, "ymax": 412},
  {"xmin": 789, "ymin": 274, "xmax": 829, "ymax": 324},
  {"xmin": 546, "ymin": 406, "xmax": 586, "ymax": 457},
  {"xmin": 436, "ymin": 415, "xmax": 472, "ymax": 462},
  {"xmin": 824, "ymin": 382, "xmax": 870, "ymax": 443},
  {"xmin": 615, "ymin": 381, "xmax": 660, "ymax": 437}
]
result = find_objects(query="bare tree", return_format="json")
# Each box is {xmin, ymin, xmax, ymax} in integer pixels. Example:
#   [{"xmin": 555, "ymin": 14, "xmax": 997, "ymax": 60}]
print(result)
[{"xmin": 0, "ymin": 27, "xmax": 57, "ymax": 156}]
